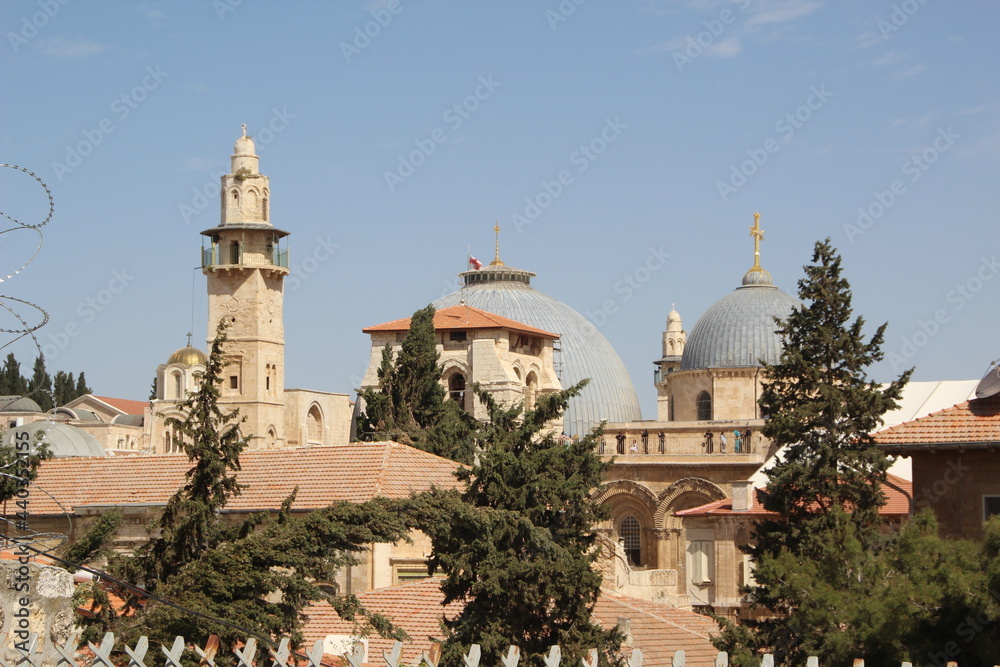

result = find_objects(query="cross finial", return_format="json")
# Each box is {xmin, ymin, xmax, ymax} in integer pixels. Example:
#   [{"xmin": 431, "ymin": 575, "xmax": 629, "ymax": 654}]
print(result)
[
  {"xmin": 490, "ymin": 221, "xmax": 505, "ymax": 266},
  {"xmin": 749, "ymin": 212, "xmax": 765, "ymax": 269},
  {"xmin": 186, "ymin": 331, "xmax": 192, "ymax": 347},
  {"xmin": 241, "ymin": 123, "xmax": 247, "ymax": 138}
]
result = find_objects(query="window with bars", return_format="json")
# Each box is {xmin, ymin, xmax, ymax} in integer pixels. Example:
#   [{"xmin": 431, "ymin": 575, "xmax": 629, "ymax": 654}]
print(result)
[{"xmin": 620, "ymin": 515, "xmax": 642, "ymax": 566}]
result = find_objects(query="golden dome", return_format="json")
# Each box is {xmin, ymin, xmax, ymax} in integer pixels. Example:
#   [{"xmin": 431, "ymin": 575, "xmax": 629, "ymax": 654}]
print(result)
[{"xmin": 167, "ymin": 345, "xmax": 208, "ymax": 366}]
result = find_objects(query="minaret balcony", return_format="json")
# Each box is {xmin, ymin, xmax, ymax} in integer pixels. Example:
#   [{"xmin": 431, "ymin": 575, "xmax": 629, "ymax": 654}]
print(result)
[{"xmin": 202, "ymin": 245, "xmax": 289, "ymax": 274}]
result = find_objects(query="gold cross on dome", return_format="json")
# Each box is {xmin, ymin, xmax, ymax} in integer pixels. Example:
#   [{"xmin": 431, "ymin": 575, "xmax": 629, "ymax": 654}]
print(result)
[
  {"xmin": 749, "ymin": 212, "xmax": 765, "ymax": 268},
  {"xmin": 490, "ymin": 221, "xmax": 504, "ymax": 266}
]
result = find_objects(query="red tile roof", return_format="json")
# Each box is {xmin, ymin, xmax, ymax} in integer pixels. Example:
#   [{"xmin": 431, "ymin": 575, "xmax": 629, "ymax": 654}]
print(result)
[
  {"xmin": 14, "ymin": 442, "xmax": 461, "ymax": 517},
  {"xmin": 301, "ymin": 579, "xmax": 720, "ymax": 667},
  {"xmin": 363, "ymin": 305, "xmax": 559, "ymax": 340},
  {"xmin": 874, "ymin": 395, "xmax": 1000, "ymax": 450},
  {"xmin": 675, "ymin": 475, "xmax": 913, "ymax": 518},
  {"xmin": 91, "ymin": 396, "xmax": 149, "ymax": 415}
]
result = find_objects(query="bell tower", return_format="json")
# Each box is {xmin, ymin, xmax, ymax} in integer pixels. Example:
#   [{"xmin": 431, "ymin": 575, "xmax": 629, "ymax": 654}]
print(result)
[{"xmin": 200, "ymin": 126, "xmax": 290, "ymax": 449}]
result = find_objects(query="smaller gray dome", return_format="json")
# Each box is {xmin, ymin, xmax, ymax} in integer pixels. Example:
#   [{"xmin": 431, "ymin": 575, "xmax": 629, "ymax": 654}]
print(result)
[
  {"xmin": 0, "ymin": 396, "xmax": 43, "ymax": 412},
  {"xmin": 681, "ymin": 283, "xmax": 799, "ymax": 370},
  {"xmin": 3, "ymin": 420, "xmax": 106, "ymax": 458}
]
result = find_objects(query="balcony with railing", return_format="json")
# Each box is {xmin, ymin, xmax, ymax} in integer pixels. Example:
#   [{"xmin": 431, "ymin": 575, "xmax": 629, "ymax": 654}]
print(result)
[
  {"xmin": 202, "ymin": 244, "xmax": 289, "ymax": 273},
  {"xmin": 596, "ymin": 420, "xmax": 770, "ymax": 464}
]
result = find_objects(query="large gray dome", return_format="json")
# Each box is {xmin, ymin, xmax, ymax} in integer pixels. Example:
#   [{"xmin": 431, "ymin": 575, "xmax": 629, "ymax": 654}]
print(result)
[
  {"xmin": 434, "ymin": 264, "xmax": 641, "ymax": 435},
  {"xmin": 681, "ymin": 269, "xmax": 800, "ymax": 370}
]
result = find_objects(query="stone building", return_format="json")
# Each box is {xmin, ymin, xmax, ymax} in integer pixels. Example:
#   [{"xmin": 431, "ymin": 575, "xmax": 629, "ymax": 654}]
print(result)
[
  {"xmin": 594, "ymin": 214, "xmax": 795, "ymax": 608},
  {"xmin": 360, "ymin": 304, "xmax": 563, "ymax": 427}
]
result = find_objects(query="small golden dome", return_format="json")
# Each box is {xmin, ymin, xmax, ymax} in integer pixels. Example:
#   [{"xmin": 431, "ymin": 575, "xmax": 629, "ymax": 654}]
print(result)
[{"xmin": 167, "ymin": 345, "xmax": 208, "ymax": 366}]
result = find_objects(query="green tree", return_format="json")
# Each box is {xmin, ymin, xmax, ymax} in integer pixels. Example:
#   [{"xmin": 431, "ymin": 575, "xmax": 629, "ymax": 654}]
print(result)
[
  {"xmin": 73, "ymin": 318, "xmax": 412, "ymax": 656},
  {"xmin": 74, "ymin": 371, "xmax": 92, "ymax": 399},
  {"xmin": 53, "ymin": 370, "xmax": 74, "ymax": 406},
  {"xmin": 715, "ymin": 239, "xmax": 913, "ymax": 665},
  {"xmin": 0, "ymin": 430, "xmax": 52, "ymax": 505},
  {"xmin": 1, "ymin": 353, "xmax": 28, "ymax": 396},
  {"xmin": 415, "ymin": 381, "xmax": 621, "ymax": 667},
  {"xmin": 359, "ymin": 304, "xmax": 478, "ymax": 463},
  {"xmin": 28, "ymin": 355, "xmax": 54, "ymax": 411}
]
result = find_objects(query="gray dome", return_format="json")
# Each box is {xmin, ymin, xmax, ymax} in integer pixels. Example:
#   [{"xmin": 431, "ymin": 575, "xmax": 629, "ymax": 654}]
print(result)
[
  {"xmin": 434, "ymin": 264, "xmax": 641, "ymax": 435},
  {"xmin": 0, "ymin": 396, "xmax": 43, "ymax": 412},
  {"xmin": 3, "ymin": 420, "xmax": 106, "ymax": 458},
  {"xmin": 681, "ymin": 279, "xmax": 799, "ymax": 370}
]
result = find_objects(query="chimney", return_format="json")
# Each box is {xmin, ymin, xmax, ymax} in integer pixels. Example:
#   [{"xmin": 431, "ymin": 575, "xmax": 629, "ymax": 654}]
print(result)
[{"xmin": 731, "ymin": 480, "xmax": 754, "ymax": 512}]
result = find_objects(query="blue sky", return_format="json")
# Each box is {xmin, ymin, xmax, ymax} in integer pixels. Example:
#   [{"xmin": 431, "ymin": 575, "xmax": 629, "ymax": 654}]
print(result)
[{"xmin": 2, "ymin": 0, "xmax": 998, "ymax": 418}]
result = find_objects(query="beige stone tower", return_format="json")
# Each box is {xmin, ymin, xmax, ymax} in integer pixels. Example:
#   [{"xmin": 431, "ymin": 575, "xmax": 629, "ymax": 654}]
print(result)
[
  {"xmin": 200, "ymin": 126, "xmax": 290, "ymax": 449},
  {"xmin": 655, "ymin": 305, "xmax": 686, "ymax": 420}
]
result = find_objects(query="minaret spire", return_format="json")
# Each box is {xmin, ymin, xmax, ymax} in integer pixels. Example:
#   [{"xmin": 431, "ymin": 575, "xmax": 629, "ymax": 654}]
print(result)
[{"xmin": 490, "ymin": 221, "xmax": 505, "ymax": 266}]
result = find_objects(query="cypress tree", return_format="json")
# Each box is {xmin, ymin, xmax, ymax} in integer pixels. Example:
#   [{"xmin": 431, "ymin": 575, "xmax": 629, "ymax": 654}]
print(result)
[
  {"xmin": 1, "ymin": 353, "xmax": 28, "ymax": 396},
  {"xmin": 29, "ymin": 355, "xmax": 54, "ymax": 411},
  {"xmin": 716, "ymin": 239, "xmax": 913, "ymax": 664},
  {"xmin": 416, "ymin": 381, "xmax": 621, "ymax": 666},
  {"xmin": 53, "ymin": 371, "xmax": 74, "ymax": 406},
  {"xmin": 359, "ymin": 304, "xmax": 478, "ymax": 463},
  {"xmin": 74, "ymin": 371, "xmax": 92, "ymax": 399}
]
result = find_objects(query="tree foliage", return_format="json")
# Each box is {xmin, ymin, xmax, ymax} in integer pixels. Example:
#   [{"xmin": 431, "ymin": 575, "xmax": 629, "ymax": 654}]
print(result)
[
  {"xmin": 414, "ymin": 381, "xmax": 621, "ymax": 667},
  {"xmin": 716, "ymin": 239, "xmax": 915, "ymax": 664},
  {"xmin": 72, "ymin": 318, "xmax": 413, "ymax": 657},
  {"xmin": 0, "ymin": 353, "xmax": 89, "ymax": 407},
  {"xmin": 358, "ymin": 304, "xmax": 479, "ymax": 464}
]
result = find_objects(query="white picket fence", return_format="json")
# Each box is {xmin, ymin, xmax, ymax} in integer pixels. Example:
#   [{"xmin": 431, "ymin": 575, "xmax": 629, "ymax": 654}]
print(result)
[{"xmin": 0, "ymin": 632, "xmax": 953, "ymax": 667}]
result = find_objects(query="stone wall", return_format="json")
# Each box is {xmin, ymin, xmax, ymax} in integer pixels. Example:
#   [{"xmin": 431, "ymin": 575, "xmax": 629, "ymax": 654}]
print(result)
[{"xmin": 1, "ymin": 559, "xmax": 76, "ymax": 666}]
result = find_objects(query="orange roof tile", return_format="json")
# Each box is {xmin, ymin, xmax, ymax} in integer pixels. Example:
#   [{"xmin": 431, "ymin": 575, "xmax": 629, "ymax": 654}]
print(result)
[
  {"xmin": 676, "ymin": 475, "xmax": 912, "ymax": 518},
  {"xmin": 301, "ymin": 579, "xmax": 719, "ymax": 667},
  {"xmin": 12, "ymin": 442, "xmax": 461, "ymax": 517},
  {"xmin": 363, "ymin": 305, "xmax": 559, "ymax": 340},
  {"xmin": 874, "ymin": 395, "xmax": 1000, "ymax": 450},
  {"xmin": 91, "ymin": 396, "xmax": 149, "ymax": 415}
]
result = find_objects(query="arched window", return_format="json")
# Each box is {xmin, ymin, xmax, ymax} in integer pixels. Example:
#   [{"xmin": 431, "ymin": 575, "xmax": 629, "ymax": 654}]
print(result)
[
  {"xmin": 448, "ymin": 373, "xmax": 466, "ymax": 406},
  {"xmin": 263, "ymin": 193, "xmax": 269, "ymax": 221},
  {"xmin": 266, "ymin": 428, "xmax": 277, "ymax": 449},
  {"xmin": 525, "ymin": 371, "xmax": 538, "ymax": 410},
  {"xmin": 697, "ymin": 391, "xmax": 712, "ymax": 421},
  {"xmin": 620, "ymin": 515, "xmax": 642, "ymax": 566},
  {"xmin": 307, "ymin": 405, "xmax": 323, "ymax": 444},
  {"xmin": 164, "ymin": 431, "xmax": 171, "ymax": 454},
  {"xmin": 174, "ymin": 372, "xmax": 183, "ymax": 399}
]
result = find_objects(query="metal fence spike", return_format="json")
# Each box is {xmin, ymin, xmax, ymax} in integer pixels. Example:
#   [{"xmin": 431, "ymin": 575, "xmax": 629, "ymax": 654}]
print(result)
[
  {"xmin": 714, "ymin": 653, "xmax": 728, "ymax": 667},
  {"xmin": 88, "ymin": 632, "xmax": 117, "ymax": 667},
  {"xmin": 807, "ymin": 658, "xmax": 818, "ymax": 667},
  {"xmin": 124, "ymin": 636, "xmax": 149, "ymax": 667},
  {"xmin": 234, "ymin": 638, "xmax": 258, "ymax": 667},
  {"xmin": 269, "ymin": 637, "xmax": 291, "ymax": 667},
  {"xmin": 580, "ymin": 648, "xmax": 598, "ymax": 667},
  {"xmin": 161, "ymin": 636, "xmax": 185, "ymax": 667},
  {"xmin": 345, "ymin": 641, "xmax": 366, "ymax": 667},
  {"xmin": 54, "ymin": 630, "xmax": 81, "ymax": 667},
  {"xmin": 306, "ymin": 640, "xmax": 325, "ymax": 667},
  {"xmin": 760, "ymin": 655, "xmax": 774, "ymax": 667},
  {"xmin": 462, "ymin": 645, "xmax": 481, "ymax": 667},
  {"xmin": 383, "ymin": 641, "xmax": 402, "ymax": 667},
  {"xmin": 195, "ymin": 635, "xmax": 220, "ymax": 667},
  {"xmin": 500, "ymin": 646, "xmax": 519, "ymax": 667},
  {"xmin": 543, "ymin": 645, "xmax": 561, "ymax": 667},
  {"xmin": 672, "ymin": 649, "xmax": 686, "ymax": 667},
  {"xmin": 628, "ymin": 648, "xmax": 644, "ymax": 667}
]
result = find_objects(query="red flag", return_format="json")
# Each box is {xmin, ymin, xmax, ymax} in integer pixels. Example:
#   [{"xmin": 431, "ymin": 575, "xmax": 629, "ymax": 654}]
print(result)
[{"xmin": 468, "ymin": 255, "xmax": 482, "ymax": 270}]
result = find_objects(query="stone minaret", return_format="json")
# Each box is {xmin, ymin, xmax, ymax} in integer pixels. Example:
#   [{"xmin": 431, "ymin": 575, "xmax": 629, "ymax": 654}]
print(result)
[
  {"xmin": 655, "ymin": 305, "xmax": 685, "ymax": 421},
  {"xmin": 200, "ymin": 126, "xmax": 290, "ymax": 449}
]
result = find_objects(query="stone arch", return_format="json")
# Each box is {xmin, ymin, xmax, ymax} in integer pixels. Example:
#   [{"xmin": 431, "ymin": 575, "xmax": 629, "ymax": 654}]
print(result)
[
  {"xmin": 306, "ymin": 404, "xmax": 323, "ymax": 444},
  {"xmin": 266, "ymin": 426, "xmax": 277, "ymax": 449},
  {"xmin": 593, "ymin": 480, "xmax": 658, "ymax": 529},
  {"xmin": 655, "ymin": 477, "xmax": 727, "ymax": 529},
  {"xmin": 696, "ymin": 390, "xmax": 712, "ymax": 421},
  {"xmin": 525, "ymin": 370, "xmax": 539, "ymax": 409}
]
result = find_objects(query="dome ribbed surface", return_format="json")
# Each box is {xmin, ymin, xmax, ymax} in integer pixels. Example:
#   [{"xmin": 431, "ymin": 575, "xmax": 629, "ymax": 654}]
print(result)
[
  {"xmin": 434, "ymin": 268, "xmax": 641, "ymax": 435},
  {"xmin": 681, "ymin": 284, "xmax": 799, "ymax": 370},
  {"xmin": 4, "ymin": 420, "xmax": 106, "ymax": 458},
  {"xmin": 167, "ymin": 345, "xmax": 208, "ymax": 366}
]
